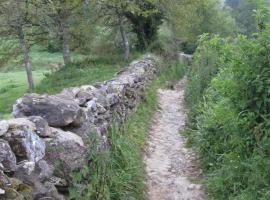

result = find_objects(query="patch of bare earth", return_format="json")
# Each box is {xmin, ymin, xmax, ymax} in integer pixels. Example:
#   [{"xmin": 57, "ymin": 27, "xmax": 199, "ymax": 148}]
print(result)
[{"xmin": 144, "ymin": 78, "xmax": 204, "ymax": 200}]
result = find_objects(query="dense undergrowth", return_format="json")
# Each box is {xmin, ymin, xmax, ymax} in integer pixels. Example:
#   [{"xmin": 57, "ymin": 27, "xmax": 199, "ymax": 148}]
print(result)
[
  {"xmin": 68, "ymin": 60, "xmax": 185, "ymax": 200},
  {"xmin": 185, "ymin": 31, "xmax": 270, "ymax": 199}
]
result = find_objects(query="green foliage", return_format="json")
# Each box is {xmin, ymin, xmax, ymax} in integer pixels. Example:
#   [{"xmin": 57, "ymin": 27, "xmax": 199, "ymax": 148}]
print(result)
[
  {"xmin": 148, "ymin": 22, "xmax": 178, "ymax": 58},
  {"xmin": 69, "ymin": 61, "xmax": 186, "ymax": 200},
  {"xmin": 161, "ymin": 0, "xmax": 236, "ymax": 54},
  {"xmin": 185, "ymin": 34, "xmax": 232, "ymax": 112},
  {"xmin": 126, "ymin": 1, "xmax": 164, "ymax": 50},
  {"xmin": 225, "ymin": 0, "xmax": 270, "ymax": 35},
  {"xmin": 185, "ymin": 30, "xmax": 270, "ymax": 199}
]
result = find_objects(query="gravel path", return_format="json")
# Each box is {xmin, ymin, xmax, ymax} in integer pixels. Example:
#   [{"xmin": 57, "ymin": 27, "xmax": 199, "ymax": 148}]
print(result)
[{"xmin": 144, "ymin": 78, "xmax": 205, "ymax": 200}]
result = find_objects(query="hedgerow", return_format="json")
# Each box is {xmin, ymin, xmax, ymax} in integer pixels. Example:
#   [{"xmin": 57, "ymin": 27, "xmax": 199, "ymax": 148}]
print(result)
[{"xmin": 185, "ymin": 30, "xmax": 270, "ymax": 200}]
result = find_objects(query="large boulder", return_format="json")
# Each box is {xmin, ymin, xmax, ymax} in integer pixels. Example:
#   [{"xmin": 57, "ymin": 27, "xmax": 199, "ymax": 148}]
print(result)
[
  {"xmin": 44, "ymin": 128, "xmax": 85, "ymax": 180},
  {"xmin": 0, "ymin": 139, "xmax": 16, "ymax": 172},
  {"xmin": 4, "ymin": 119, "xmax": 45, "ymax": 162},
  {"xmin": 13, "ymin": 94, "xmax": 86, "ymax": 127}
]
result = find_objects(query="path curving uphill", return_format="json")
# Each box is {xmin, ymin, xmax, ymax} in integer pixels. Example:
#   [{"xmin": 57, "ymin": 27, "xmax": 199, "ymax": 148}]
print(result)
[{"xmin": 144, "ymin": 78, "xmax": 205, "ymax": 200}]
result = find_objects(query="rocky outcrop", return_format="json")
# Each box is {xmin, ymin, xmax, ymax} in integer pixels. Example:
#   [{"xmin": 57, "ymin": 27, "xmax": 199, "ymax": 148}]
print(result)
[{"xmin": 0, "ymin": 55, "xmax": 158, "ymax": 199}]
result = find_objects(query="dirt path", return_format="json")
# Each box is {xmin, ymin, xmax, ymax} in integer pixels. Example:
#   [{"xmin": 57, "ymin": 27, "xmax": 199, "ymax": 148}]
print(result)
[{"xmin": 144, "ymin": 78, "xmax": 204, "ymax": 200}]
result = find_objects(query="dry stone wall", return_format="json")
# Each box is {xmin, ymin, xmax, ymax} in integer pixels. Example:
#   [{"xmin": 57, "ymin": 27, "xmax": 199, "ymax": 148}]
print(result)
[{"xmin": 0, "ymin": 55, "xmax": 158, "ymax": 199}]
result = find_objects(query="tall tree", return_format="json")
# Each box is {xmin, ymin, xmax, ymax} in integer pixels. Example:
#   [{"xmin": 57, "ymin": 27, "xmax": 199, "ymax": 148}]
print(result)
[
  {"xmin": 124, "ymin": 0, "xmax": 164, "ymax": 50},
  {"xmin": 93, "ymin": 0, "xmax": 131, "ymax": 60},
  {"xmin": 0, "ymin": 0, "xmax": 36, "ymax": 91},
  {"xmin": 159, "ymin": 0, "xmax": 236, "ymax": 51}
]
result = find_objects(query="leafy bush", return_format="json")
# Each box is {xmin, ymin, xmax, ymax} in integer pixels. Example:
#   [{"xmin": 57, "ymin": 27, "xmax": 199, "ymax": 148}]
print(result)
[{"xmin": 185, "ymin": 30, "xmax": 270, "ymax": 200}]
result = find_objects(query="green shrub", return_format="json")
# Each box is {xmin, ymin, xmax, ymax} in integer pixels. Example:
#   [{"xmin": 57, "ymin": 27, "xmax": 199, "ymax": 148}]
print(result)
[{"xmin": 185, "ymin": 31, "xmax": 270, "ymax": 200}]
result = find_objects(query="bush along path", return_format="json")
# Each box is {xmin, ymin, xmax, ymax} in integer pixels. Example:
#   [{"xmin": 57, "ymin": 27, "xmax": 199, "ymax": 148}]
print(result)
[{"xmin": 144, "ymin": 77, "xmax": 205, "ymax": 200}]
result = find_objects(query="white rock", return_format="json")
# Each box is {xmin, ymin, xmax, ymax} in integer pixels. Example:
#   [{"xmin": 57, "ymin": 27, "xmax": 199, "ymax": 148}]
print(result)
[
  {"xmin": 0, "ymin": 120, "xmax": 9, "ymax": 136},
  {"xmin": 22, "ymin": 161, "xmax": 36, "ymax": 175},
  {"xmin": 7, "ymin": 118, "xmax": 36, "ymax": 131},
  {"xmin": 0, "ymin": 188, "xmax": 5, "ymax": 195},
  {"xmin": 49, "ymin": 128, "xmax": 84, "ymax": 147}
]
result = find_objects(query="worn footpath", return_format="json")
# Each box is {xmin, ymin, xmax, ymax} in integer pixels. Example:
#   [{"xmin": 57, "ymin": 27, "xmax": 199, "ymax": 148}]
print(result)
[{"xmin": 145, "ymin": 78, "xmax": 205, "ymax": 200}]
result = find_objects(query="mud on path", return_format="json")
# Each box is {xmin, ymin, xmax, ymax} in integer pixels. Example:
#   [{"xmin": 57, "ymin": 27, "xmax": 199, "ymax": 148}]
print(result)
[{"xmin": 144, "ymin": 78, "xmax": 205, "ymax": 200}]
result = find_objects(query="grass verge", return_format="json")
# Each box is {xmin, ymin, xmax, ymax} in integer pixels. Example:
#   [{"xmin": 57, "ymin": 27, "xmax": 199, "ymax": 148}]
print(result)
[{"xmin": 69, "ymin": 60, "xmax": 186, "ymax": 200}]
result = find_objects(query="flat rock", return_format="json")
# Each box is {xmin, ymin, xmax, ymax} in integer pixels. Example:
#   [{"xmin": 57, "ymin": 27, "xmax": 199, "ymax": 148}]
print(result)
[{"xmin": 13, "ymin": 94, "xmax": 86, "ymax": 127}]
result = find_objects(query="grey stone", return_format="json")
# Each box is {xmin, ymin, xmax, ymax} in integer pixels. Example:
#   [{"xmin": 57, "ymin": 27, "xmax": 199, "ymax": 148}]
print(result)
[
  {"xmin": 13, "ymin": 94, "xmax": 86, "ymax": 127},
  {"xmin": 0, "ymin": 139, "xmax": 16, "ymax": 172},
  {"xmin": 0, "ymin": 120, "xmax": 9, "ymax": 136},
  {"xmin": 14, "ymin": 160, "xmax": 59, "ymax": 199},
  {"xmin": 4, "ymin": 118, "xmax": 45, "ymax": 162},
  {"xmin": 28, "ymin": 116, "xmax": 51, "ymax": 137},
  {"xmin": 44, "ymin": 128, "xmax": 85, "ymax": 180}
]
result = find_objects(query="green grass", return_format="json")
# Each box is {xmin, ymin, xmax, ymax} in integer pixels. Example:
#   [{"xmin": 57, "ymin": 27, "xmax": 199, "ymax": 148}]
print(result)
[
  {"xmin": 69, "ymin": 61, "xmax": 186, "ymax": 200},
  {"xmin": 35, "ymin": 53, "xmax": 142, "ymax": 94},
  {"xmin": 0, "ymin": 45, "xmax": 89, "ymax": 72},
  {"xmin": 0, "ymin": 70, "xmax": 46, "ymax": 119}
]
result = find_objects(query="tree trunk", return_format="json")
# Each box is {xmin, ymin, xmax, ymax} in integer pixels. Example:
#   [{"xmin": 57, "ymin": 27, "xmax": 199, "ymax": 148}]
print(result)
[
  {"xmin": 137, "ymin": 23, "xmax": 148, "ymax": 50},
  {"xmin": 60, "ymin": 17, "xmax": 71, "ymax": 66},
  {"xmin": 119, "ymin": 17, "xmax": 130, "ymax": 61},
  {"xmin": 17, "ymin": 26, "xmax": 34, "ymax": 92}
]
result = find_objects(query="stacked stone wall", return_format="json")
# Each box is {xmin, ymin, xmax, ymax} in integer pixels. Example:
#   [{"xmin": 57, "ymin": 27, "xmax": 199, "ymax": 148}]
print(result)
[{"xmin": 0, "ymin": 55, "xmax": 158, "ymax": 199}]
